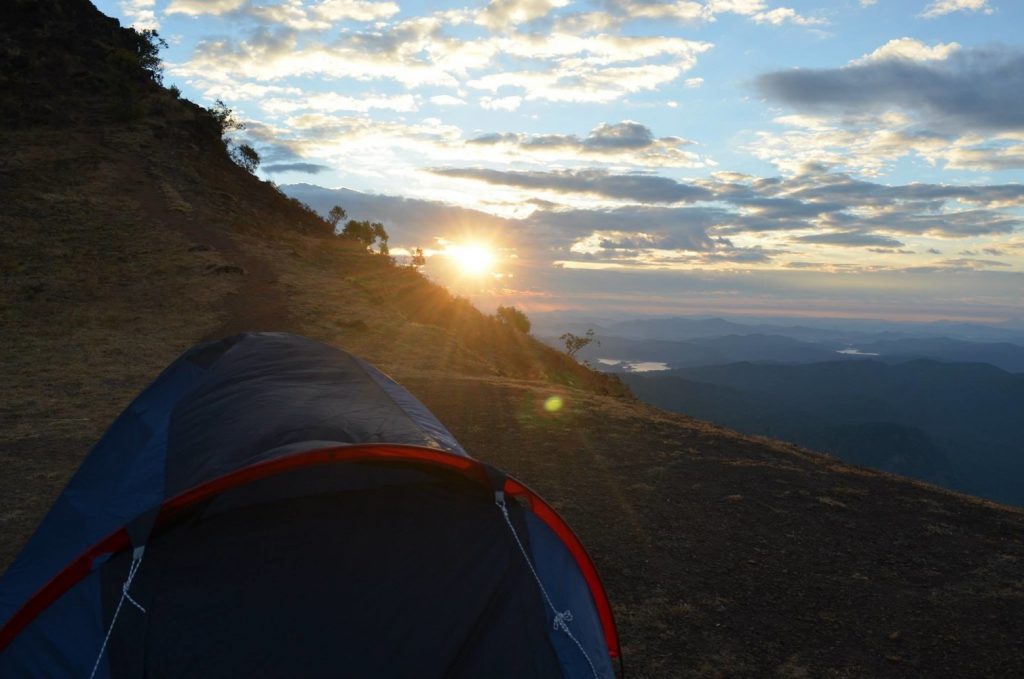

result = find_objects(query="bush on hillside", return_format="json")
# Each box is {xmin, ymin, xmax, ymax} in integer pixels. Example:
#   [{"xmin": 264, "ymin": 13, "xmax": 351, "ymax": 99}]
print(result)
[
  {"xmin": 496, "ymin": 305, "xmax": 531, "ymax": 334},
  {"xmin": 342, "ymin": 219, "xmax": 390, "ymax": 256}
]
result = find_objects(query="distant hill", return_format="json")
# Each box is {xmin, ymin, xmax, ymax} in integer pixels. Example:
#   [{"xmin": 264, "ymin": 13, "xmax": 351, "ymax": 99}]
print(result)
[
  {"xmin": 857, "ymin": 337, "xmax": 1024, "ymax": 373},
  {"xmin": 600, "ymin": 315, "xmax": 1024, "ymax": 345},
  {"xmin": 625, "ymin": 359, "xmax": 1024, "ymax": 505},
  {"xmin": 540, "ymin": 320, "xmax": 1024, "ymax": 373},
  {"xmin": 572, "ymin": 332, "xmax": 846, "ymax": 367}
]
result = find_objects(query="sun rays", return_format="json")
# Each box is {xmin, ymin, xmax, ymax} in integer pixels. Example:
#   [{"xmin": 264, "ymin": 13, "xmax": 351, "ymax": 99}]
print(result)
[{"xmin": 444, "ymin": 242, "xmax": 496, "ymax": 277}]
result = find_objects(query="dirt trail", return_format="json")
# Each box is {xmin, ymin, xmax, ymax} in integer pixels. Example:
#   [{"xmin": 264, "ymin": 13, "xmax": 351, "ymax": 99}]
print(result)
[{"xmin": 171, "ymin": 220, "xmax": 298, "ymax": 340}]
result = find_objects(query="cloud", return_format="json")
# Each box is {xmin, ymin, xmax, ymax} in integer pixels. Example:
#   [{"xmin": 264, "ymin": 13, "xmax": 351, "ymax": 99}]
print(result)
[
  {"xmin": 755, "ymin": 44, "xmax": 1024, "ymax": 134},
  {"xmin": 480, "ymin": 95, "xmax": 523, "ymax": 111},
  {"xmin": 851, "ymin": 37, "xmax": 961, "ymax": 64},
  {"xmin": 262, "ymin": 162, "xmax": 333, "ymax": 173},
  {"xmin": 920, "ymin": 0, "xmax": 993, "ymax": 19},
  {"xmin": 428, "ymin": 168, "xmax": 715, "ymax": 203},
  {"xmin": 314, "ymin": 0, "xmax": 401, "ymax": 22},
  {"xmin": 280, "ymin": 183, "xmax": 518, "ymax": 249},
  {"xmin": 939, "ymin": 141, "xmax": 1024, "ymax": 172},
  {"xmin": 601, "ymin": 0, "xmax": 708, "ymax": 22},
  {"xmin": 602, "ymin": 0, "xmax": 822, "ymax": 26},
  {"xmin": 752, "ymin": 42, "xmax": 1024, "ymax": 173},
  {"xmin": 424, "ymin": 160, "xmax": 1024, "ymax": 241},
  {"xmin": 586, "ymin": 121, "xmax": 661, "ymax": 149},
  {"xmin": 530, "ymin": 205, "xmax": 725, "ymax": 243},
  {"xmin": 430, "ymin": 95, "xmax": 467, "ymax": 106},
  {"xmin": 166, "ymin": 0, "xmax": 246, "ymax": 15},
  {"xmin": 173, "ymin": 15, "xmax": 712, "ymax": 105},
  {"xmin": 477, "ymin": 0, "xmax": 571, "ymax": 31},
  {"xmin": 466, "ymin": 121, "xmax": 710, "ymax": 167},
  {"xmin": 778, "ymin": 171, "xmax": 1024, "ymax": 208},
  {"xmin": 796, "ymin": 231, "xmax": 905, "ymax": 247},
  {"xmin": 120, "ymin": 0, "xmax": 158, "ymax": 29},
  {"xmin": 260, "ymin": 92, "xmax": 419, "ymax": 114},
  {"xmin": 466, "ymin": 34, "xmax": 712, "ymax": 103},
  {"xmin": 749, "ymin": 7, "xmax": 822, "ymax": 25},
  {"xmin": 166, "ymin": 0, "xmax": 399, "ymax": 26},
  {"xmin": 914, "ymin": 258, "xmax": 1010, "ymax": 271},
  {"xmin": 171, "ymin": 18, "xmax": 494, "ymax": 88},
  {"xmin": 529, "ymin": 206, "xmax": 769, "ymax": 268},
  {"xmin": 851, "ymin": 209, "xmax": 1022, "ymax": 237}
]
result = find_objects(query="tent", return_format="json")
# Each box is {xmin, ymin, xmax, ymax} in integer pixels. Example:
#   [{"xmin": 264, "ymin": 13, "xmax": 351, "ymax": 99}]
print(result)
[{"xmin": 0, "ymin": 332, "xmax": 620, "ymax": 677}]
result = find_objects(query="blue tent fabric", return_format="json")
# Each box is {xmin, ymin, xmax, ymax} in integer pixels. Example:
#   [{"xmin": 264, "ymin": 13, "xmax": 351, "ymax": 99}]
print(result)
[
  {"xmin": 0, "ymin": 354, "xmax": 204, "ymax": 630},
  {"xmin": 0, "ymin": 332, "xmax": 617, "ymax": 678}
]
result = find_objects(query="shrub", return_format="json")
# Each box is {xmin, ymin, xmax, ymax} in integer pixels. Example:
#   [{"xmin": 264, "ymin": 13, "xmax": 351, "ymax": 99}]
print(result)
[
  {"xmin": 496, "ymin": 305, "xmax": 531, "ymax": 334},
  {"xmin": 560, "ymin": 329, "xmax": 598, "ymax": 358}
]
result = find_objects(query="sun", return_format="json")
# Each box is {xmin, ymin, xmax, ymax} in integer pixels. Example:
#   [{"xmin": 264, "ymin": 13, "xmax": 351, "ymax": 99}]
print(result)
[{"xmin": 446, "ymin": 243, "xmax": 495, "ymax": 276}]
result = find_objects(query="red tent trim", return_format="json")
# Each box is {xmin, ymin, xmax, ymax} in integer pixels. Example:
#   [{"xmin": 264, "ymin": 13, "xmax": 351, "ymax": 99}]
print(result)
[{"xmin": 0, "ymin": 444, "xmax": 620, "ymax": 659}]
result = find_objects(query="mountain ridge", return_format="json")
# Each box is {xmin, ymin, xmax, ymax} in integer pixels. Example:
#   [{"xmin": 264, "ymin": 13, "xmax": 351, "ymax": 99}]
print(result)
[{"xmin": 624, "ymin": 359, "xmax": 1024, "ymax": 505}]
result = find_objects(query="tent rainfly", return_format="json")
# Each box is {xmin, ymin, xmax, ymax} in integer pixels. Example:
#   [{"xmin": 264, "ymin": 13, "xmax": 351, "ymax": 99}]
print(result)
[{"xmin": 0, "ymin": 332, "xmax": 620, "ymax": 678}]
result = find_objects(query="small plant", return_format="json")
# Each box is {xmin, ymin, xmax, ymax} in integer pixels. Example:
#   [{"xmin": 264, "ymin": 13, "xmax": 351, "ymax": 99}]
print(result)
[
  {"xmin": 496, "ymin": 305, "xmax": 531, "ymax": 334},
  {"xmin": 169, "ymin": 84, "xmax": 181, "ymax": 98},
  {"xmin": 560, "ymin": 329, "xmax": 598, "ymax": 358}
]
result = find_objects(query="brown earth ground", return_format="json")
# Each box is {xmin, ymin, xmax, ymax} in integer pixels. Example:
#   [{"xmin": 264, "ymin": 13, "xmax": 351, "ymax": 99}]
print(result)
[{"xmin": 3, "ymin": 3, "xmax": 1024, "ymax": 674}]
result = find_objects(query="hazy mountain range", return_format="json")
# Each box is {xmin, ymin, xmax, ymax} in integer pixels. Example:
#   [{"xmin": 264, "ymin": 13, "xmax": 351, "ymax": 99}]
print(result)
[
  {"xmin": 538, "ymin": 315, "xmax": 1024, "ymax": 505},
  {"xmin": 623, "ymin": 360, "xmax": 1024, "ymax": 506}
]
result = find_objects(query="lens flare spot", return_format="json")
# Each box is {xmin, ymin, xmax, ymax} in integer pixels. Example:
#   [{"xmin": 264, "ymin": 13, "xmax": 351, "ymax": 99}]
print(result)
[{"xmin": 543, "ymin": 395, "xmax": 564, "ymax": 413}]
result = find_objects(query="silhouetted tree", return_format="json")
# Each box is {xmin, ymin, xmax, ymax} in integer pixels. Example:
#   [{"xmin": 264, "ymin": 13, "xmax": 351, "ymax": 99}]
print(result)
[
  {"xmin": 409, "ymin": 247, "xmax": 426, "ymax": 268},
  {"xmin": 327, "ymin": 205, "xmax": 347, "ymax": 230},
  {"xmin": 560, "ymin": 329, "xmax": 598, "ymax": 358},
  {"xmin": 210, "ymin": 99, "xmax": 243, "ymax": 136},
  {"xmin": 373, "ymin": 222, "xmax": 389, "ymax": 256},
  {"xmin": 231, "ymin": 144, "xmax": 260, "ymax": 173},
  {"xmin": 129, "ymin": 28, "xmax": 167, "ymax": 84},
  {"xmin": 107, "ymin": 28, "xmax": 167, "ymax": 119},
  {"xmin": 496, "ymin": 305, "xmax": 531, "ymax": 334},
  {"xmin": 343, "ymin": 219, "xmax": 389, "ymax": 255}
]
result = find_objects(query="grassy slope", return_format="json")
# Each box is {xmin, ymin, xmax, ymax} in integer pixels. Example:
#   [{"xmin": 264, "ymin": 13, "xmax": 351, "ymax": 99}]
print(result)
[{"xmin": 2, "ymin": 2, "xmax": 1023, "ymax": 676}]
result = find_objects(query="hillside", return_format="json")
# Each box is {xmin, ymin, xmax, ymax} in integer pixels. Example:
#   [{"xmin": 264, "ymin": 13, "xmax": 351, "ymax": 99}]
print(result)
[{"xmin": 2, "ymin": 2, "xmax": 1024, "ymax": 677}]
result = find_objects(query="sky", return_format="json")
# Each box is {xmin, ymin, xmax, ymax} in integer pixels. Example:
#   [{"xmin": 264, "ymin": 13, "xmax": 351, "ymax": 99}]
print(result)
[{"xmin": 98, "ymin": 0, "xmax": 1024, "ymax": 322}]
